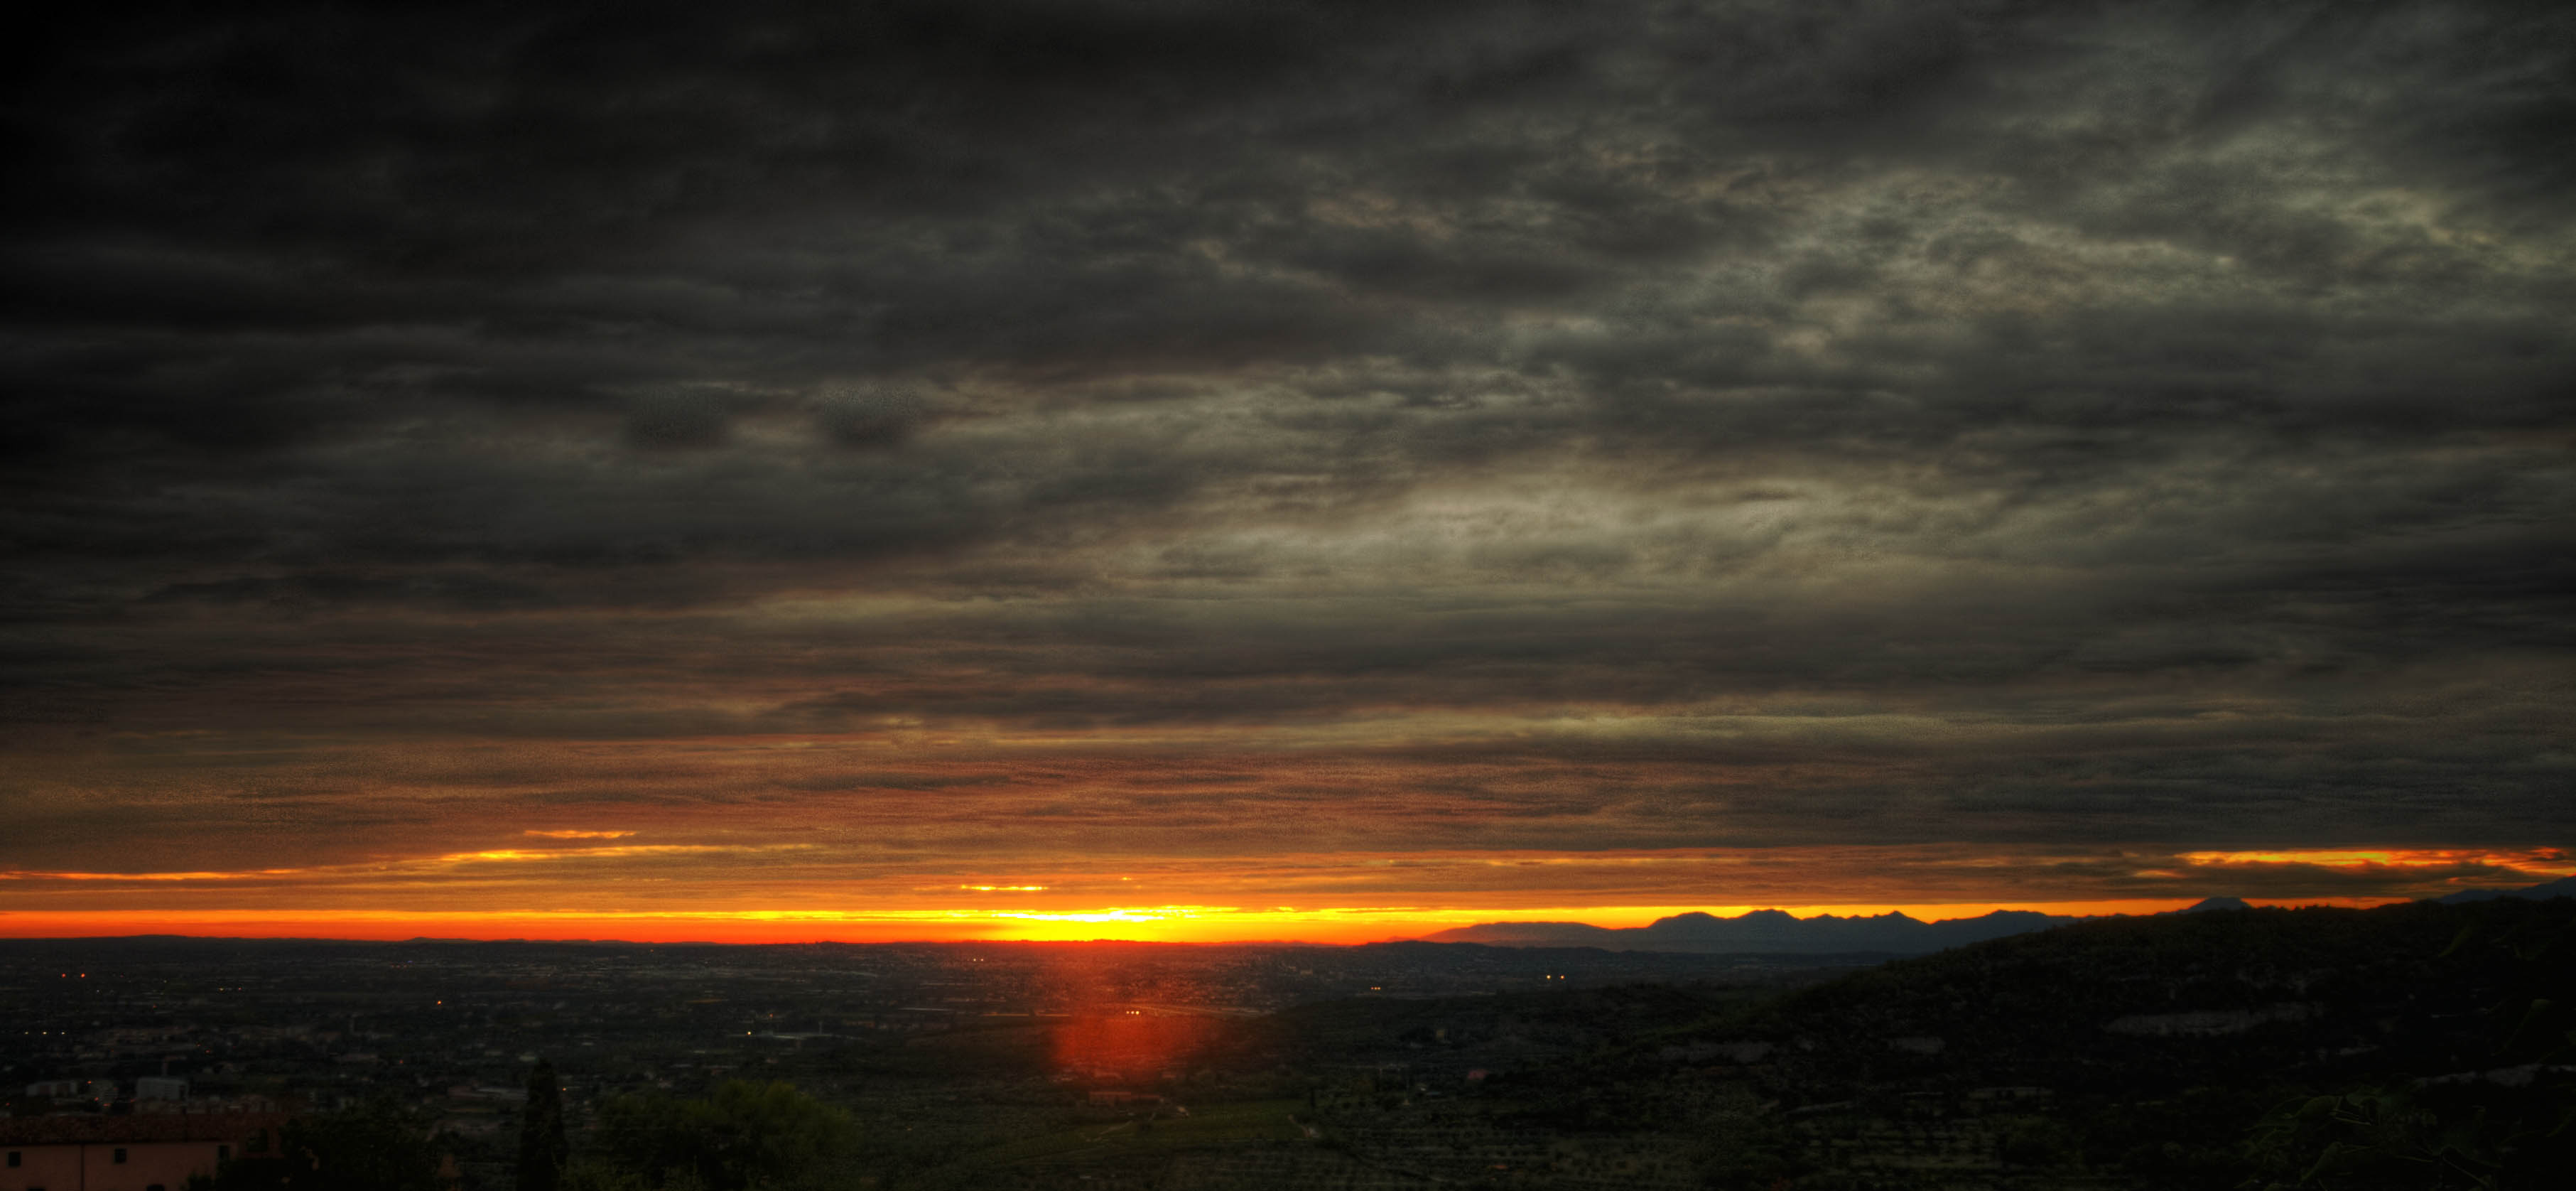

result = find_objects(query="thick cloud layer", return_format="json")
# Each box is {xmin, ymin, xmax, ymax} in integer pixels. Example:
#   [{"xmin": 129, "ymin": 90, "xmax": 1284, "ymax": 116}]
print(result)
[{"xmin": 4, "ymin": 1, "xmax": 2571, "ymax": 927}]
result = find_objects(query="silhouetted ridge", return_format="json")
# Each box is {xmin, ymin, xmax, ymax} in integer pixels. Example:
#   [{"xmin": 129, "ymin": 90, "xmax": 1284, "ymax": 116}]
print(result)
[
  {"xmin": 2437, "ymin": 874, "xmax": 2576, "ymax": 903},
  {"xmin": 1422, "ymin": 907, "xmax": 2086, "ymax": 954},
  {"xmin": 1503, "ymin": 898, "xmax": 2576, "ymax": 1188}
]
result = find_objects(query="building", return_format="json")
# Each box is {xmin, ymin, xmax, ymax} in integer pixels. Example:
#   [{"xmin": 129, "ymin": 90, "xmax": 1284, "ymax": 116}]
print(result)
[
  {"xmin": 133, "ymin": 1079, "xmax": 188, "ymax": 1102},
  {"xmin": 0, "ymin": 1113, "xmax": 288, "ymax": 1191},
  {"xmin": 21, "ymin": 1082, "xmax": 112, "ymax": 1102}
]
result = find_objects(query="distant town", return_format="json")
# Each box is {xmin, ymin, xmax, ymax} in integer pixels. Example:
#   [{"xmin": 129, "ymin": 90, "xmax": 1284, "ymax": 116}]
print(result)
[
  {"xmin": 1, "ymin": 935, "xmax": 1862, "ymax": 1189},
  {"xmin": 6, "ymin": 888, "xmax": 2570, "ymax": 1189}
]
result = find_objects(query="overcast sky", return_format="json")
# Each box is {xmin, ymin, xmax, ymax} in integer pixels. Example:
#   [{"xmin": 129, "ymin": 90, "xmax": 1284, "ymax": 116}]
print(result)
[{"xmin": 5, "ymin": 1, "xmax": 2571, "ymax": 939}]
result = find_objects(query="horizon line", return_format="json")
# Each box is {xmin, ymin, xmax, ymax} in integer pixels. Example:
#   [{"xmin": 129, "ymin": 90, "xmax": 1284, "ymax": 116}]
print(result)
[{"xmin": 0, "ymin": 895, "xmax": 2413, "ymax": 947}]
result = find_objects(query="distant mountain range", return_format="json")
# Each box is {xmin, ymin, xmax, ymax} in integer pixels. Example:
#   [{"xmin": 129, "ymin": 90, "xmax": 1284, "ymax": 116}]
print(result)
[
  {"xmin": 1423, "ymin": 910, "xmax": 2042, "ymax": 954},
  {"xmin": 1420, "ymin": 878, "xmax": 2576, "ymax": 954},
  {"xmin": 2436, "ymin": 873, "xmax": 2576, "ymax": 902},
  {"xmin": 1418, "ymin": 898, "xmax": 2249, "ymax": 955}
]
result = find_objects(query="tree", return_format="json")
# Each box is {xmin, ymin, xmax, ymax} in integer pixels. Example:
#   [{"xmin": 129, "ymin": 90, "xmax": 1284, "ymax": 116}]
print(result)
[
  {"xmin": 595, "ymin": 1079, "xmax": 860, "ymax": 1190},
  {"xmin": 519, "ymin": 1059, "xmax": 570, "ymax": 1191},
  {"xmin": 190, "ymin": 1099, "xmax": 447, "ymax": 1191}
]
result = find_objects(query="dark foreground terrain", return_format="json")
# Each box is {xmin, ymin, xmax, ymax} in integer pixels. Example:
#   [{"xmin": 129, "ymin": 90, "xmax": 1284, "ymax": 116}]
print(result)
[{"xmin": 5, "ymin": 898, "xmax": 2570, "ymax": 1190}]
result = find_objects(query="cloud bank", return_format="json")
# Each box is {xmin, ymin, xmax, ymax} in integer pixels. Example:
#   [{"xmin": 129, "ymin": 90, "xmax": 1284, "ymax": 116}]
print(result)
[{"xmin": 4, "ymin": 1, "xmax": 2570, "ymax": 932}]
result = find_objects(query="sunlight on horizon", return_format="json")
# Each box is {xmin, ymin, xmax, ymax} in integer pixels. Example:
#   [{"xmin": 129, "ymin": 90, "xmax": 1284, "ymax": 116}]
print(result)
[{"xmin": 0, "ymin": 897, "xmax": 2412, "ymax": 946}]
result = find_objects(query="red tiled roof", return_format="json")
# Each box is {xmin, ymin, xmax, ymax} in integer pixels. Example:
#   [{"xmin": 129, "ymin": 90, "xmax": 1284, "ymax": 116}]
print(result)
[{"xmin": 0, "ymin": 1113, "xmax": 291, "ymax": 1146}]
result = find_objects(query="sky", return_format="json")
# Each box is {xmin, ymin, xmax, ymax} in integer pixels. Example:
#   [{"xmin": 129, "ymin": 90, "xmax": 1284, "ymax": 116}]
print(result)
[{"xmin": 4, "ymin": 1, "xmax": 2572, "ymax": 944}]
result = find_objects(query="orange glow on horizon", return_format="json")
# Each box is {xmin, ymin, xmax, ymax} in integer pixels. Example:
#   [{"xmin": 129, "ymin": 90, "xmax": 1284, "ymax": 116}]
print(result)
[
  {"xmin": 0, "ymin": 896, "xmax": 2406, "ymax": 946},
  {"xmin": 6, "ymin": 843, "xmax": 2548, "ymax": 944}
]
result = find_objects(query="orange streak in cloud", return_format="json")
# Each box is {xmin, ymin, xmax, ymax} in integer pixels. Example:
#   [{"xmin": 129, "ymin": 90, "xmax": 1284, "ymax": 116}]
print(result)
[
  {"xmin": 0, "ymin": 842, "xmax": 810, "ymax": 888},
  {"xmin": 2179, "ymin": 848, "xmax": 2575, "ymax": 873},
  {"xmin": 0, "ymin": 869, "xmax": 308, "ymax": 882},
  {"xmin": 430, "ymin": 844, "xmax": 801, "ymax": 864}
]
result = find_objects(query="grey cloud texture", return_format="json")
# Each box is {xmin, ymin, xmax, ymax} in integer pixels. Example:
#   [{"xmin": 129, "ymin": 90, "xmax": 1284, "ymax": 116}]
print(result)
[{"xmin": 3, "ymin": 1, "xmax": 2570, "ymax": 905}]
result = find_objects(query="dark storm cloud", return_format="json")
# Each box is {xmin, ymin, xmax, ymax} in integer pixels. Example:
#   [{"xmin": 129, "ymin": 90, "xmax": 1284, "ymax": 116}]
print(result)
[{"xmin": 4, "ymin": 1, "xmax": 2571, "ymax": 900}]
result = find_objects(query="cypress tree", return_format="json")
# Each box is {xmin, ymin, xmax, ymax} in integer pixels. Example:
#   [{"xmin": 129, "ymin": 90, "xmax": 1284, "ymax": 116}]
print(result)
[{"xmin": 516, "ymin": 1059, "xmax": 568, "ymax": 1191}]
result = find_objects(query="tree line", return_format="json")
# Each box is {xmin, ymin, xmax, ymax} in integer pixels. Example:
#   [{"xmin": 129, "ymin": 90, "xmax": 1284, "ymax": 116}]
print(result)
[{"xmin": 189, "ymin": 1059, "xmax": 864, "ymax": 1191}]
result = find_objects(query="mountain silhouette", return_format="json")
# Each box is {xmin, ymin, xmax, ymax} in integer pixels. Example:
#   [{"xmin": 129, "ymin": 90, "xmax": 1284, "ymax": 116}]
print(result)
[
  {"xmin": 2178, "ymin": 895, "xmax": 2253, "ymax": 912},
  {"xmin": 1420, "ymin": 897, "xmax": 2285, "ymax": 954},
  {"xmin": 1422, "ymin": 907, "xmax": 2080, "ymax": 954},
  {"xmin": 2437, "ymin": 873, "xmax": 2576, "ymax": 903}
]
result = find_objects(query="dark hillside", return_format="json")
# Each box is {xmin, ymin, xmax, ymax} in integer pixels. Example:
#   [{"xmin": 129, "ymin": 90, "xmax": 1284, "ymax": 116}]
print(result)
[
  {"xmin": 1729, "ymin": 898, "xmax": 2575, "ymax": 1094},
  {"xmin": 1477, "ymin": 897, "xmax": 2576, "ymax": 1188}
]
